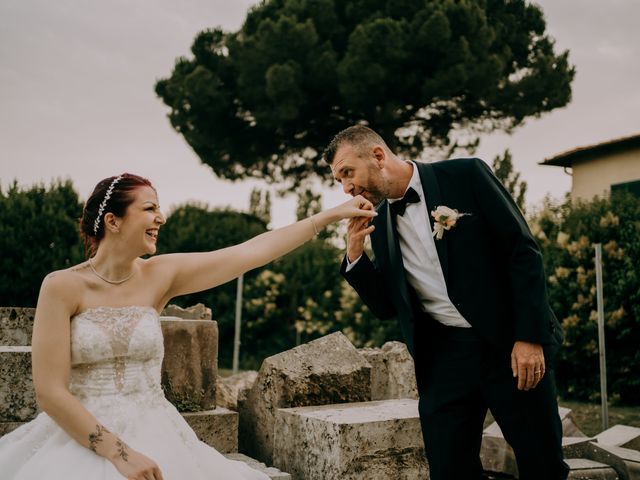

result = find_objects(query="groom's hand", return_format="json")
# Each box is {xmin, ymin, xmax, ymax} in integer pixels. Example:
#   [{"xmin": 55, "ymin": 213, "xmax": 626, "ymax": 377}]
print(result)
[
  {"xmin": 346, "ymin": 205, "xmax": 375, "ymax": 262},
  {"xmin": 511, "ymin": 341, "xmax": 545, "ymax": 391}
]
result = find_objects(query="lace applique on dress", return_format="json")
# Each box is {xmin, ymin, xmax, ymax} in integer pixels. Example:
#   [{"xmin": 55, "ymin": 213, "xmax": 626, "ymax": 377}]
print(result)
[
  {"xmin": 69, "ymin": 306, "xmax": 164, "ymax": 401},
  {"xmin": 89, "ymin": 309, "xmax": 145, "ymax": 391}
]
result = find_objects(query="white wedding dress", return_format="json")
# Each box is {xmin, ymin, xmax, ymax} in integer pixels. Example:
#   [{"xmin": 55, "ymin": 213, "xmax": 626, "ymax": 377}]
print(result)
[{"xmin": 0, "ymin": 306, "xmax": 269, "ymax": 479}]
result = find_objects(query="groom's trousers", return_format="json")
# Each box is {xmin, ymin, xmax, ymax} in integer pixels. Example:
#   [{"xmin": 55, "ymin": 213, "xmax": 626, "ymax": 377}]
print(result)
[{"xmin": 414, "ymin": 319, "xmax": 570, "ymax": 480}]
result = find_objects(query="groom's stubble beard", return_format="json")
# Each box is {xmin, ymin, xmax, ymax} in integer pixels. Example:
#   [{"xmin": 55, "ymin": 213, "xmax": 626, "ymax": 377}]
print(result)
[{"xmin": 359, "ymin": 163, "xmax": 390, "ymax": 208}]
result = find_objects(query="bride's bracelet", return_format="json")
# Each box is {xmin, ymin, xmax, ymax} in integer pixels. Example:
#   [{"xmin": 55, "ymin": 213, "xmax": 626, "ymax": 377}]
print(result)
[{"xmin": 310, "ymin": 216, "xmax": 320, "ymax": 236}]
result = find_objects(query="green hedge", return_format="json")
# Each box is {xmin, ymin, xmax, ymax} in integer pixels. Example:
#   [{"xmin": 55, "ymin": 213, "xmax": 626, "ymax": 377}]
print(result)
[
  {"xmin": 530, "ymin": 192, "xmax": 640, "ymax": 405},
  {"xmin": 0, "ymin": 180, "xmax": 84, "ymax": 307}
]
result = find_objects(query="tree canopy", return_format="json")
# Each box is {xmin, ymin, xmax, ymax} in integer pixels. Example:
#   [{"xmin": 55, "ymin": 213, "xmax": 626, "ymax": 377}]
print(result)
[
  {"xmin": 156, "ymin": 0, "xmax": 575, "ymax": 187},
  {"xmin": 492, "ymin": 149, "xmax": 527, "ymax": 213},
  {"xmin": 0, "ymin": 180, "xmax": 85, "ymax": 307},
  {"xmin": 531, "ymin": 192, "xmax": 640, "ymax": 404}
]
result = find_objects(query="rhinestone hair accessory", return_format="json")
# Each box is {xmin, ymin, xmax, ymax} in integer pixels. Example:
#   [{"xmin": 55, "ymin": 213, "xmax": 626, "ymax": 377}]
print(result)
[{"xmin": 93, "ymin": 174, "xmax": 124, "ymax": 235}]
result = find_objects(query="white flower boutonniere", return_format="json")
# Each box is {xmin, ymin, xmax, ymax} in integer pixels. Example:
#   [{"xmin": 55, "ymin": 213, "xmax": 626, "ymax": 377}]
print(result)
[{"xmin": 431, "ymin": 206, "xmax": 470, "ymax": 240}]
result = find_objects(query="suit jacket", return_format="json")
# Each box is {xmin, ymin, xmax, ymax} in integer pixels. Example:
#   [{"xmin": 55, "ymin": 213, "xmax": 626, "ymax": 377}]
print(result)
[{"xmin": 341, "ymin": 158, "xmax": 563, "ymax": 358}]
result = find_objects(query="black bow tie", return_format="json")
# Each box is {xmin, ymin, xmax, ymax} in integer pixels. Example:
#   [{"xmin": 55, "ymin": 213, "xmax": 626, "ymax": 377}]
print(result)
[{"xmin": 389, "ymin": 187, "xmax": 420, "ymax": 217}]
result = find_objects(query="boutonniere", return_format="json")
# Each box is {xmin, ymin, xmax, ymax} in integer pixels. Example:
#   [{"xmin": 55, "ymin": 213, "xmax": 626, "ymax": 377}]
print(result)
[{"xmin": 431, "ymin": 206, "xmax": 470, "ymax": 240}]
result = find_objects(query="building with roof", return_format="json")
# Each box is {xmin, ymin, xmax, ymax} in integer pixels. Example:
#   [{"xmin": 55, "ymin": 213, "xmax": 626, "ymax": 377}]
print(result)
[{"xmin": 540, "ymin": 133, "xmax": 640, "ymax": 201}]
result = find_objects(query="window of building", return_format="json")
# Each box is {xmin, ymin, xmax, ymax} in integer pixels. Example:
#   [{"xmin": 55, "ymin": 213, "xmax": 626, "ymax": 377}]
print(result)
[{"xmin": 611, "ymin": 179, "xmax": 640, "ymax": 197}]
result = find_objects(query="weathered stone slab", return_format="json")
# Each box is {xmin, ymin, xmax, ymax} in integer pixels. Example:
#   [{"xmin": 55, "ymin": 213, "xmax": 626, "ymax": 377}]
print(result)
[
  {"xmin": 582, "ymin": 443, "xmax": 640, "ymax": 480},
  {"xmin": 564, "ymin": 436, "xmax": 598, "ymax": 458},
  {"xmin": 225, "ymin": 453, "xmax": 292, "ymax": 479},
  {"xmin": 0, "ymin": 346, "xmax": 38, "ymax": 422},
  {"xmin": 239, "ymin": 332, "xmax": 371, "ymax": 464},
  {"xmin": 216, "ymin": 371, "xmax": 258, "ymax": 411},
  {"xmin": 359, "ymin": 341, "xmax": 418, "ymax": 401},
  {"xmin": 566, "ymin": 458, "xmax": 619, "ymax": 479},
  {"xmin": 160, "ymin": 318, "xmax": 218, "ymax": 411},
  {"xmin": 481, "ymin": 407, "xmax": 585, "ymax": 477},
  {"xmin": 161, "ymin": 303, "xmax": 212, "ymax": 320},
  {"xmin": 181, "ymin": 407, "xmax": 238, "ymax": 453},
  {"xmin": 484, "ymin": 406, "xmax": 585, "ymax": 440},
  {"xmin": 0, "ymin": 307, "xmax": 35, "ymax": 346},
  {"xmin": 560, "ymin": 406, "xmax": 589, "ymax": 438},
  {"xmin": 0, "ymin": 421, "xmax": 24, "ymax": 438},
  {"xmin": 273, "ymin": 399, "xmax": 428, "ymax": 480},
  {"xmin": 481, "ymin": 433, "xmax": 518, "ymax": 478},
  {"xmin": 596, "ymin": 425, "xmax": 640, "ymax": 451}
]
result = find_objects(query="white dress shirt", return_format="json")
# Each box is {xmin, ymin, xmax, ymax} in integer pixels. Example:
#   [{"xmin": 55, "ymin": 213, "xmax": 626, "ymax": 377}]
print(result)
[{"xmin": 347, "ymin": 161, "xmax": 471, "ymax": 328}]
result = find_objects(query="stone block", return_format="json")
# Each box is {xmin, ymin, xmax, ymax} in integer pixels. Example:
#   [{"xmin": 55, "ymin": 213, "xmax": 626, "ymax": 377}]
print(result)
[
  {"xmin": 559, "ymin": 406, "xmax": 588, "ymax": 437},
  {"xmin": 273, "ymin": 399, "xmax": 428, "ymax": 480},
  {"xmin": 0, "ymin": 421, "xmax": 24, "ymax": 438},
  {"xmin": 564, "ymin": 437, "xmax": 598, "ymax": 458},
  {"xmin": 359, "ymin": 341, "xmax": 418, "ymax": 401},
  {"xmin": 224, "ymin": 453, "xmax": 291, "ymax": 479},
  {"xmin": 481, "ymin": 433, "xmax": 518, "ymax": 478},
  {"xmin": 583, "ymin": 443, "xmax": 640, "ymax": 480},
  {"xmin": 483, "ymin": 406, "xmax": 585, "ymax": 440},
  {"xmin": 181, "ymin": 407, "xmax": 238, "ymax": 454},
  {"xmin": 481, "ymin": 407, "xmax": 585, "ymax": 478},
  {"xmin": 566, "ymin": 458, "xmax": 619, "ymax": 479},
  {"xmin": 0, "ymin": 346, "xmax": 38, "ymax": 422},
  {"xmin": 597, "ymin": 426, "xmax": 640, "ymax": 451},
  {"xmin": 216, "ymin": 371, "xmax": 258, "ymax": 411},
  {"xmin": 160, "ymin": 318, "xmax": 218, "ymax": 411},
  {"xmin": 161, "ymin": 303, "xmax": 212, "ymax": 320},
  {"xmin": 0, "ymin": 307, "xmax": 35, "ymax": 347},
  {"xmin": 239, "ymin": 332, "xmax": 371, "ymax": 464}
]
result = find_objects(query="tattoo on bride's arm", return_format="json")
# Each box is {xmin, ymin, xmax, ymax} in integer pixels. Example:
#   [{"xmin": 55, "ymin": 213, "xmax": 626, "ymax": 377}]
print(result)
[
  {"xmin": 88, "ymin": 424, "xmax": 109, "ymax": 452},
  {"xmin": 115, "ymin": 439, "xmax": 129, "ymax": 461}
]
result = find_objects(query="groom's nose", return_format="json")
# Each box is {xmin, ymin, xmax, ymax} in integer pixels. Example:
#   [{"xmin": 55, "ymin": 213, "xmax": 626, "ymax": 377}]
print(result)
[{"xmin": 343, "ymin": 181, "xmax": 354, "ymax": 195}]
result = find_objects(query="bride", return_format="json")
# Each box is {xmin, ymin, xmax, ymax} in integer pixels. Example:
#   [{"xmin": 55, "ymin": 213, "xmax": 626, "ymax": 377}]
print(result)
[{"xmin": 0, "ymin": 173, "xmax": 376, "ymax": 480}]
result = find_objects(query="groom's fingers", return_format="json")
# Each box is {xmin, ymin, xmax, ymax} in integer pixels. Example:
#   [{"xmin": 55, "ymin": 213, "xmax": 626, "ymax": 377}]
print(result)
[
  {"xmin": 362, "ymin": 225, "xmax": 375, "ymax": 236},
  {"xmin": 517, "ymin": 364, "xmax": 528, "ymax": 390},
  {"xmin": 347, "ymin": 218, "xmax": 363, "ymax": 235},
  {"xmin": 347, "ymin": 220, "xmax": 374, "ymax": 262},
  {"xmin": 349, "ymin": 217, "xmax": 373, "ymax": 233},
  {"xmin": 525, "ymin": 368, "xmax": 536, "ymax": 390},
  {"xmin": 349, "ymin": 221, "xmax": 375, "ymax": 239}
]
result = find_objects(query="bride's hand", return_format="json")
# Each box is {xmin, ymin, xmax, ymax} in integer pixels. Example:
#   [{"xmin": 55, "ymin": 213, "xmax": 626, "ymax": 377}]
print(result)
[
  {"xmin": 332, "ymin": 195, "xmax": 377, "ymax": 221},
  {"xmin": 112, "ymin": 446, "xmax": 163, "ymax": 480}
]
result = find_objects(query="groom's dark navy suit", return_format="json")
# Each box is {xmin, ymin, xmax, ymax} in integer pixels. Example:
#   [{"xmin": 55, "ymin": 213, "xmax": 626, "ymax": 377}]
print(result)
[{"xmin": 342, "ymin": 158, "xmax": 569, "ymax": 479}]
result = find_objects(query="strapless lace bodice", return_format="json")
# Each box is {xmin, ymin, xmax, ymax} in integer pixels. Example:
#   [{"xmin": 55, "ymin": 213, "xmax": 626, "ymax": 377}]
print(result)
[{"xmin": 69, "ymin": 306, "xmax": 165, "ymax": 417}]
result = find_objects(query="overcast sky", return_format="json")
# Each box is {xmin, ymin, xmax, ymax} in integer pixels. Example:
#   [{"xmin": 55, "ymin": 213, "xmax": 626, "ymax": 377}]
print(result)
[{"xmin": 1, "ymin": 0, "xmax": 639, "ymax": 227}]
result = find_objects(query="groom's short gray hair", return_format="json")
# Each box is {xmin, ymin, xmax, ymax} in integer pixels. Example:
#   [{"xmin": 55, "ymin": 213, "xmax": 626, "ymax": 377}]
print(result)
[{"xmin": 324, "ymin": 125, "xmax": 389, "ymax": 164}]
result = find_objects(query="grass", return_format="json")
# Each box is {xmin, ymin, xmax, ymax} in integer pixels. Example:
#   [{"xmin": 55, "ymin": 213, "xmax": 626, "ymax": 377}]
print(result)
[
  {"xmin": 559, "ymin": 399, "xmax": 640, "ymax": 436},
  {"xmin": 483, "ymin": 399, "xmax": 640, "ymax": 436},
  {"xmin": 218, "ymin": 368, "xmax": 235, "ymax": 378}
]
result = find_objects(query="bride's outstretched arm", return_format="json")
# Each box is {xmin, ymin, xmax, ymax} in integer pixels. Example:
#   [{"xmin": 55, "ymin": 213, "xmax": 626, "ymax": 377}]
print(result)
[
  {"xmin": 32, "ymin": 274, "xmax": 164, "ymax": 480},
  {"xmin": 156, "ymin": 195, "xmax": 376, "ymax": 300}
]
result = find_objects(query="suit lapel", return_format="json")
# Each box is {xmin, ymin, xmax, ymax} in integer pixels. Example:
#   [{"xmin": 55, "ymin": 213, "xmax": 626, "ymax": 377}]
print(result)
[{"xmin": 416, "ymin": 162, "xmax": 449, "ymax": 284}]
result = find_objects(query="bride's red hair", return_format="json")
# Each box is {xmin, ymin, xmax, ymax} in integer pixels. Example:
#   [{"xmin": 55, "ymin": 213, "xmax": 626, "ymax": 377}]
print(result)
[{"xmin": 80, "ymin": 173, "xmax": 154, "ymax": 257}]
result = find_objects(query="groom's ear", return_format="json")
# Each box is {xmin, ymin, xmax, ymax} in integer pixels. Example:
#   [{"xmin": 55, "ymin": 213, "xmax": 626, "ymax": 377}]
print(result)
[{"xmin": 372, "ymin": 145, "xmax": 386, "ymax": 168}]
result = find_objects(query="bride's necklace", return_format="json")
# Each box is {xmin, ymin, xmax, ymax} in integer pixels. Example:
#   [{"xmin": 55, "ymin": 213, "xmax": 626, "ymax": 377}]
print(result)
[{"xmin": 88, "ymin": 258, "xmax": 136, "ymax": 285}]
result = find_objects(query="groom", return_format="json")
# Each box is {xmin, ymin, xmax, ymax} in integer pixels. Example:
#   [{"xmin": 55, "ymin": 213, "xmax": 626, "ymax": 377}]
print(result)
[{"xmin": 325, "ymin": 125, "xmax": 569, "ymax": 480}]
